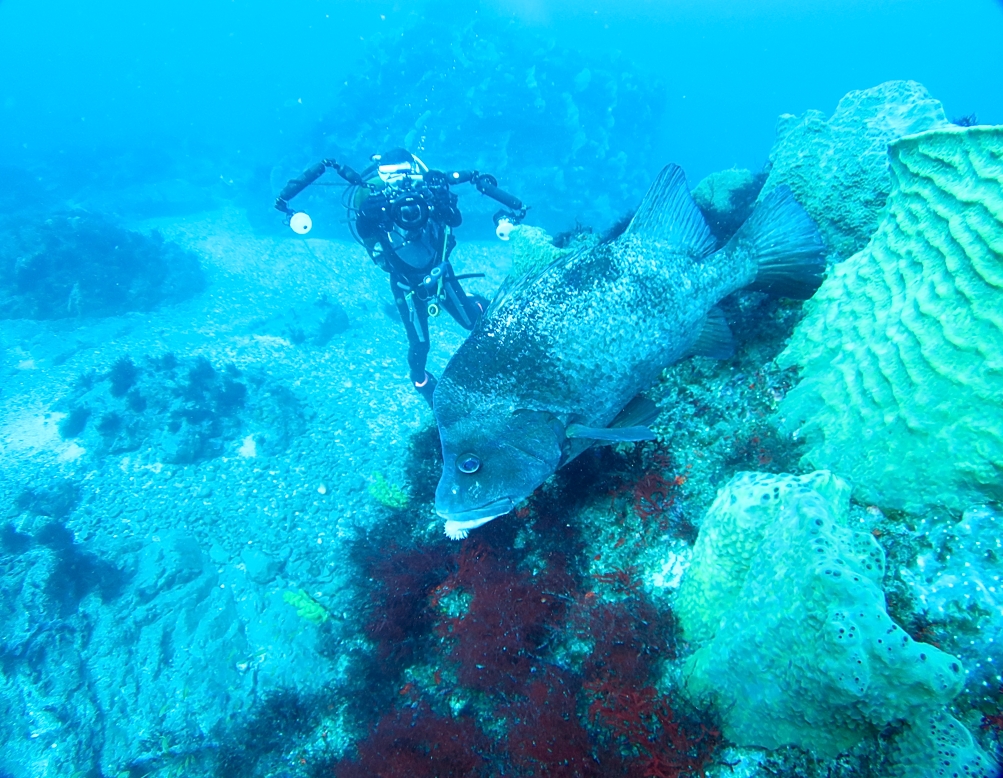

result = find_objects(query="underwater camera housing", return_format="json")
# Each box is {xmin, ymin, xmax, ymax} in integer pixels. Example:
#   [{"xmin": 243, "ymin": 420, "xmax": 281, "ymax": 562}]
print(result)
[{"xmin": 391, "ymin": 193, "xmax": 430, "ymax": 231}]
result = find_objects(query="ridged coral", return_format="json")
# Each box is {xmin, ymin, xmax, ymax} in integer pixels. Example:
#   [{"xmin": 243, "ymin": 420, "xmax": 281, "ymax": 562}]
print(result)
[
  {"xmin": 677, "ymin": 471, "xmax": 976, "ymax": 763},
  {"xmin": 760, "ymin": 80, "xmax": 949, "ymax": 257},
  {"xmin": 776, "ymin": 125, "xmax": 1003, "ymax": 513}
]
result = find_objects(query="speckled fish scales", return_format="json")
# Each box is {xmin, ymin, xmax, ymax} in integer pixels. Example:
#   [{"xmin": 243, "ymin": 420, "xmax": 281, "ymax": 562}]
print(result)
[
  {"xmin": 433, "ymin": 163, "xmax": 826, "ymax": 538},
  {"xmin": 442, "ymin": 164, "xmax": 811, "ymax": 426}
]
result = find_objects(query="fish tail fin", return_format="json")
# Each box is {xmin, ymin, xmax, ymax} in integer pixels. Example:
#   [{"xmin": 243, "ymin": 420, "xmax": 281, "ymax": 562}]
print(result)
[{"xmin": 727, "ymin": 185, "xmax": 827, "ymax": 299}]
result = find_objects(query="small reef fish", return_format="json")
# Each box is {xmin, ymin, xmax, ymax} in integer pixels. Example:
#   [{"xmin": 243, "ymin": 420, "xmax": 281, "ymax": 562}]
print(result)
[{"xmin": 434, "ymin": 164, "xmax": 826, "ymax": 540}]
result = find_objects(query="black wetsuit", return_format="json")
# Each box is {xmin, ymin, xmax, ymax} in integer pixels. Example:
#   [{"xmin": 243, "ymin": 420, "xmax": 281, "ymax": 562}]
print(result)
[
  {"xmin": 274, "ymin": 156, "xmax": 524, "ymax": 404},
  {"xmin": 354, "ymin": 174, "xmax": 488, "ymax": 387}
]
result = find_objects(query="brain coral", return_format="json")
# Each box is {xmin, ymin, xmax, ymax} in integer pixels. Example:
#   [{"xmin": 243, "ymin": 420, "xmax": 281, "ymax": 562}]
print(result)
[
  {"xmin": 776, "ymin": 126, "xmax": 1003, "ymax": 514},
  {"xmin": 676, "ymin": 471, "xmax": 972, "ymax": 763},
  {"xmin": 760, "ymin": 80, "xmax": 949, "ymax": 257}
]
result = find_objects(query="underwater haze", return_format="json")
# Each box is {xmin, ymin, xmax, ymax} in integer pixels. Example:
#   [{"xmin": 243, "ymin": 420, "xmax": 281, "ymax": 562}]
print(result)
[
  {"xmin": 2, "ymin": 0, "xmax": 1002, "ymax": 224},
  {"xmin": 2, "ymin": 1, "xmax": 1003, "ymax": 777}
]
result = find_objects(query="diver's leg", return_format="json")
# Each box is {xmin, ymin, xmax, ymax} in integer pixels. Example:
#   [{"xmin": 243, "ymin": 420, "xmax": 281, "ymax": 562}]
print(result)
[
  {"xmin": 391, "ymin": 275, "xmax": 436, "ymax": 406},
  {"xmin": 440, "ymin": 272, "xmax": 486, "ymax": 331}
]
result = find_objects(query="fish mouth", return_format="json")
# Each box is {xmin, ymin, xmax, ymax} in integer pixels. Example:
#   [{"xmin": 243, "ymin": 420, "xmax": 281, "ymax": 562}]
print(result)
[
  {"xmin": 437, "ymin": 496, "xmax": 515, "ymax": 523},
  {"xmin": 438, "ymin": 497, "xmax": 515, "ymax": 540}
]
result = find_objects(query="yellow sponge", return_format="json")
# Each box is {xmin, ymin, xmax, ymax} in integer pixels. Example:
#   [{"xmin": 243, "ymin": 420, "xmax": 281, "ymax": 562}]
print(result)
[{"xmin": 777, "ymin": 126, "xmax": 1003, "ymax": 513}]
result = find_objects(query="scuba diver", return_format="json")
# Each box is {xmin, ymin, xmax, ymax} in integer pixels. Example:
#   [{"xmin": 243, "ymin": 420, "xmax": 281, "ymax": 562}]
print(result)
[{"xmin": 274, "ymin": 148, "xmax": 526, "ymax": 407}]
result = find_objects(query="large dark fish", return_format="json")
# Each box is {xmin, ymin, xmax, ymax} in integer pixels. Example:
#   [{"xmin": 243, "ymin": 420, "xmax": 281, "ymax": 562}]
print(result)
[{"xmin": 433, "ymin": 165, "xmax": 825, "ymax": 539}]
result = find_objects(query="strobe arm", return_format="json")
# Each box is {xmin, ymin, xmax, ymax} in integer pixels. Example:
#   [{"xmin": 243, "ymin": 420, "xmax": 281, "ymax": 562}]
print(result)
[
  {"xmin": 472, "ymin": 173, "xmax": 525, "ymax": 215},
  {"xmin": 442, "ymin": 170, "xmax": 527, "ymax": 221},
  {"xmin": 273, "ymin": 159, "xmax": 365, "ymax": 214}
]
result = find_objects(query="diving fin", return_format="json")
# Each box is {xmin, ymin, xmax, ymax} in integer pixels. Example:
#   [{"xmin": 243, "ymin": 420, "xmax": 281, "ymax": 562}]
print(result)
[
  {"xmin": 728, "ymin": 184, "xmax": 827, "ymax": 299},
  {"xmin": 686, "ymin": 306, "xmax": 735, "ymax": 359}
]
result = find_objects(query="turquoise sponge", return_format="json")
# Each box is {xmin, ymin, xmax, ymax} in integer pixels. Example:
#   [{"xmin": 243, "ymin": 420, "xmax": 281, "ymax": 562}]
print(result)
[
  {"xmin": 776, "ymin": 126, "xmax": 1003, "ymax": 513},
  {"xmin": 676, "ymin": 471, "xmax": 968, "ymax": 760},
  {"xmin": 760, "ymin": 80, "xmax": 949, "ymax": 257},
  {"xmin": 887, "ymin": 711, "xmax": 998, "ymax": 778}
]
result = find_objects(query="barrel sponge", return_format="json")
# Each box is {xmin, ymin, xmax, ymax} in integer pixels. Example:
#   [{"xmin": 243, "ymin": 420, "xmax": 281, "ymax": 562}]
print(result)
[
  {"xmin": 507, "ymin": 224, "xmax": 568, "ymax": 280},
  {"xmin": 760, "ymin": 80, "xmax": 949, "ymax": 257},
  {"xmin": 676, "ymin": 469, "xmax": 853, "ymax": 645},
  {"xmin": 886, "ymin": 711, "xmax": 999, "ymax": 778},
  {"xmin": 677, "ymin": 471, "xmax": 966, "ymax": 759},
  {"xmin": 776, "ymin": 125, "xmax": 1003, "ymax": 514}
]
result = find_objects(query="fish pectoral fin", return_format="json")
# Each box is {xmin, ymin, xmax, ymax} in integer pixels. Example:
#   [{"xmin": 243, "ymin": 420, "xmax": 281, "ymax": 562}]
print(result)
[
  {"xmin": 685, "ymin": 306, "xmax": 735, "ymax": 359},
  {"xmin": 609, "ymin": 394, "xmax": 660, "ymax": 429},
  {"xmin": 566, "ymin": 423, "xmax": 656, "ymax": 444}
]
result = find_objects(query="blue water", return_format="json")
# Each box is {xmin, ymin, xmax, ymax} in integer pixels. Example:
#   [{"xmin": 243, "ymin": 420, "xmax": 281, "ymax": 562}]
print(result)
[
  {"xmin": 2, "ymin": 1, "xmax": 1001, "ymax": 208},
  {"xmin": 2, "ymin": 1, "xmax": 1003, "ymax": 777}
]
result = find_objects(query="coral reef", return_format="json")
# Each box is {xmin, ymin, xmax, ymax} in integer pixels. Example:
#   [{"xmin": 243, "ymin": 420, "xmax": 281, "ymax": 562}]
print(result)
[
  {"xmin": 760, "ymin": 80, "xmax": 949, "ymax": 257},
  {"xmin": 691, "ymin": 167, "xmax": 767, "ymax": 244},
  {"xmin": 0, "ymin": 212, "xmax": 205, "ymax": 319},
  {"xmin": 327, "ymin": 496, "xmax": 718, "ymax": 778},
  {"xmin": 776, "ymin": 126, "xmax": 1003, "ymax": 513},
  {"xmin": 676, "ymin": 470, "xmax": 996, "ymax": 774},
  {"xmin": 56, "ymin": 352, "xmax": 305, "ymax": 463},
  {"xmin": 310, "ymin": 11, "xmax": 664, "ymax": 232},
  {"xmin": 435, "ymin": 538, "xmax": 573, "ymax": 695},
  {"xmin": 901, "ymin": 505, "xmax": 1003, "ymax": 695},
  {"xmin": 333, "ymin": 703, "xmax": 488, "ymax": 778},
  {"xmin": 356, "ymin": 541, "xmax": 453, "ymax": 671}
]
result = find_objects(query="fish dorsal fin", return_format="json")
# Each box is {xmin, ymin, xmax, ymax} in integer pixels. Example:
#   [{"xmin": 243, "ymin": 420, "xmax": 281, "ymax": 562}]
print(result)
[
  {"xmin": 686, "ymin": 306, "xmax": 735, "ymax": 359},
  {"xmin": 623, "ymin": 164, "xmax": 716, "ymax": 257}
]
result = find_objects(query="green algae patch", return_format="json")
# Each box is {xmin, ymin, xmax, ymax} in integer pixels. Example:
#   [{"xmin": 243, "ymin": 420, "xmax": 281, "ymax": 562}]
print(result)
[
  {"xmin": 283, "ymin": 589, "xmax": 329, "ymax": 625},
  {"xmin": 368, "ymin": 473, "xmax": 410, "ymax": 510}
]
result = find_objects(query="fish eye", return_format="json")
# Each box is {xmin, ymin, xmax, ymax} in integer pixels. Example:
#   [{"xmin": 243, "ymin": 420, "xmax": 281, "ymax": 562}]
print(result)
[{"xmin": 456, "ymin": 453, "xmax": 480, "ymax": 475}]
